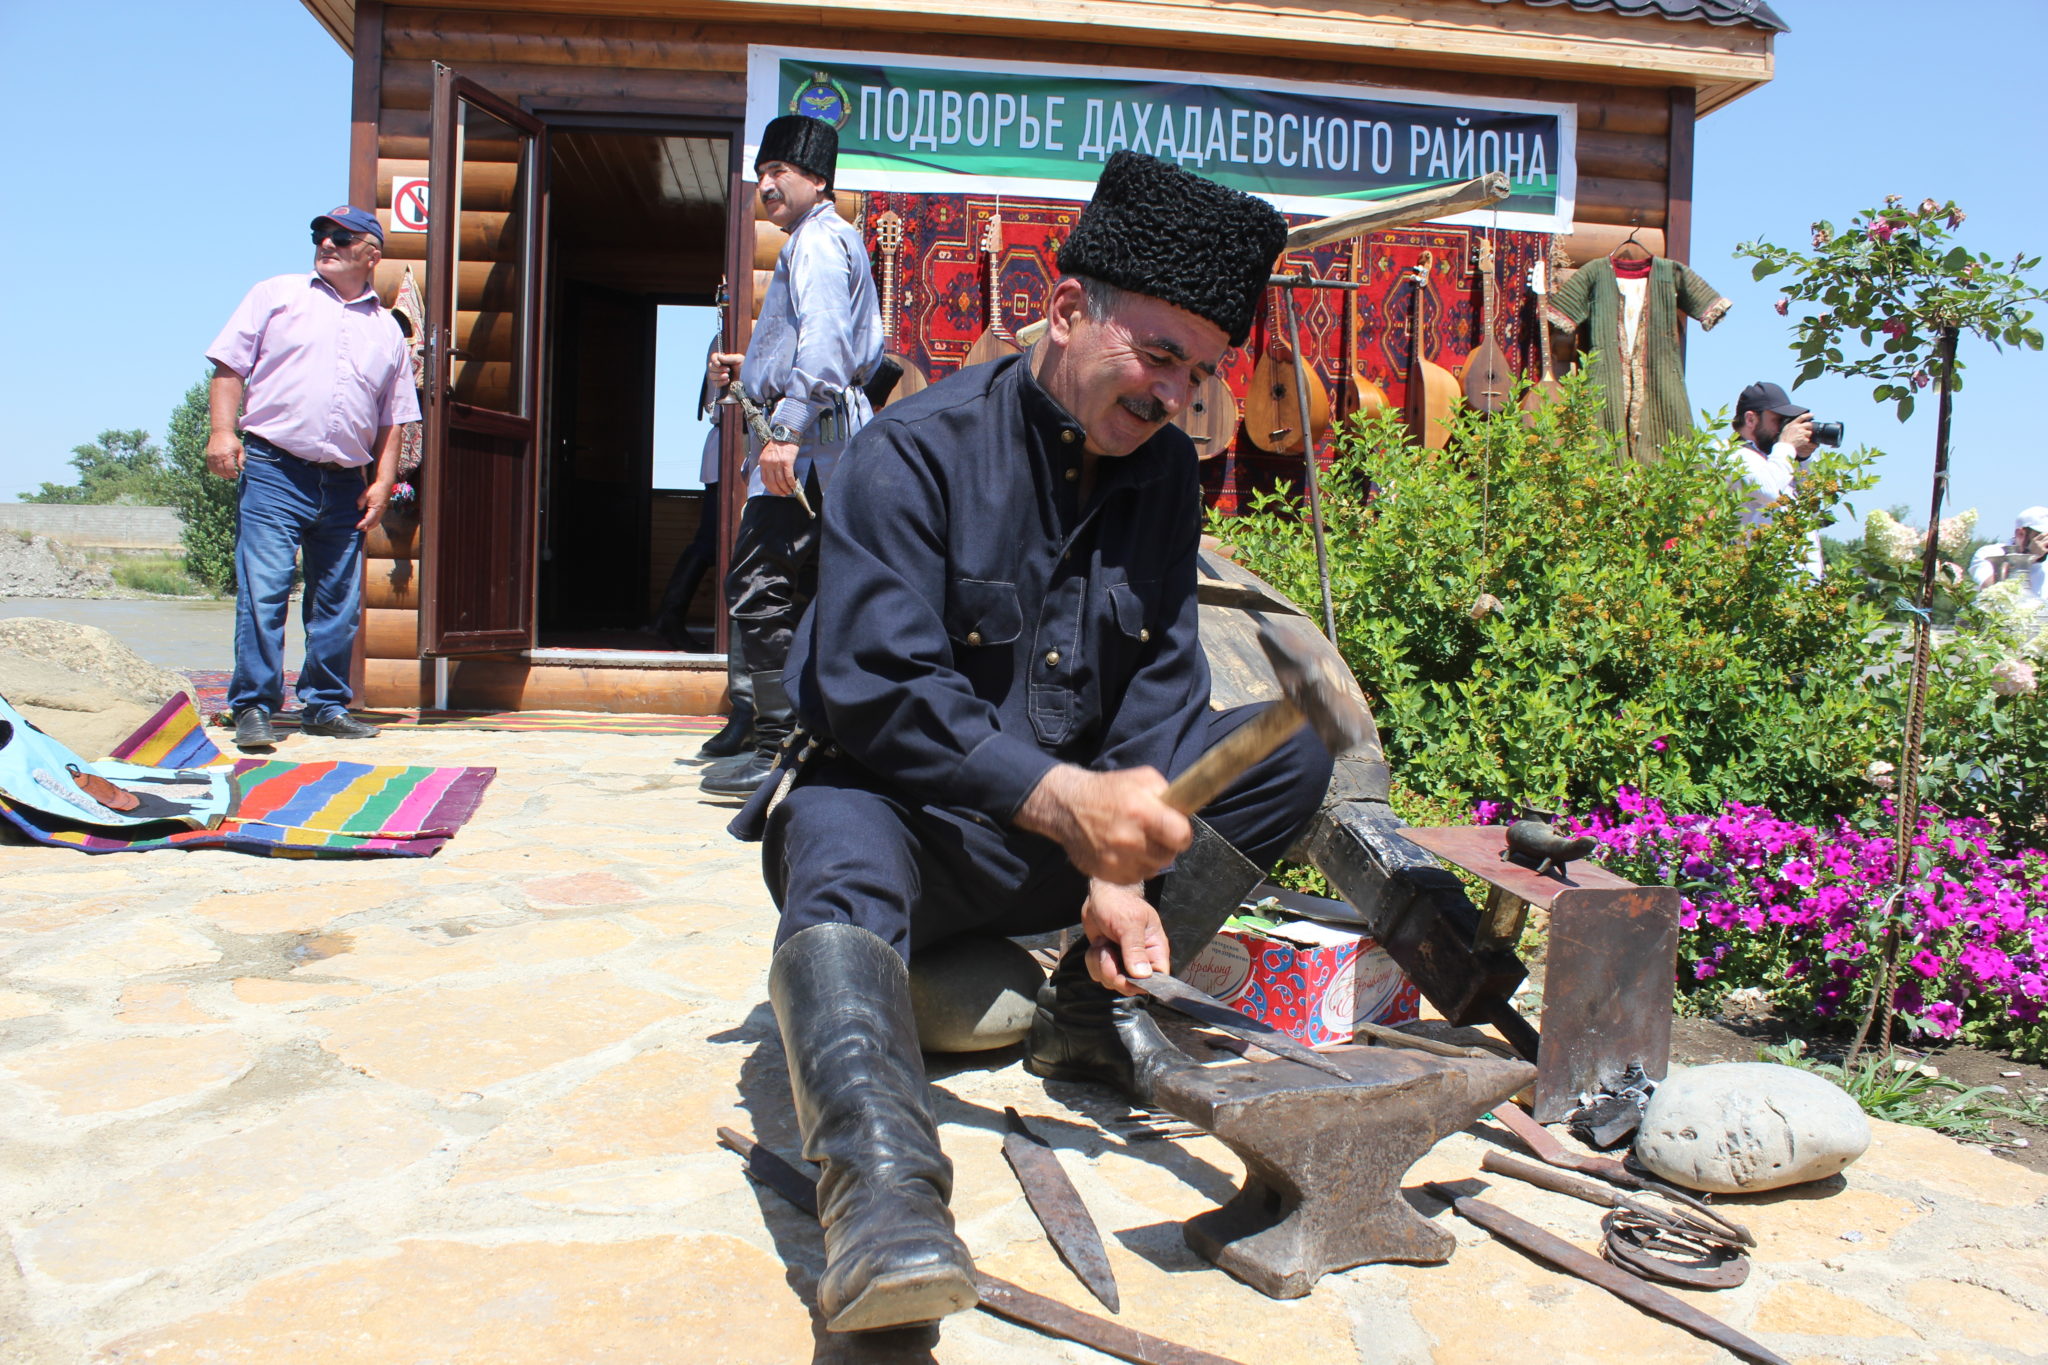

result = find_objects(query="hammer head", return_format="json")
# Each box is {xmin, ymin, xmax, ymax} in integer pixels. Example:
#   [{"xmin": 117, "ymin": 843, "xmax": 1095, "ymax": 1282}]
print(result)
[{"xmin": 1257, "ymin": 622, "xmax": 1373, "ymax": 757}]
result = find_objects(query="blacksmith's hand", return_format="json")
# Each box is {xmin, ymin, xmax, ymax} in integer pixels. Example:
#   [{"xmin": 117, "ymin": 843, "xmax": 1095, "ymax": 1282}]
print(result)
[
  {"xmin": 1082, "ymin": 879, "xmax": 1170, "ymax": 995},
  {"xmin": 759, "ymin": 440, "xmax": 801, "ymax": 498},
  {"xmin": 205, "ymin": 432, "xmax": 244, "ymax": 479},
  {"xmin": 356, "ymin": 479, "xmax": 395, "ymax": 532},
  {"xmin": 1016, "ymin": 763, "xmax": 1191, "ymax": 885},
  {"xmin": 709, "ymin": 351, "xmax": 745, "ymax": 388}
]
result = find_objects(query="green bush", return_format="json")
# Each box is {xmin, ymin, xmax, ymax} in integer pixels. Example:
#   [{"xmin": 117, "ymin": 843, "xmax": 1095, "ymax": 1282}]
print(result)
[
  {"xmin": 107, "ymin": 555, "xmax": 206, "ymax": 598},
  {"xmin": 160, "ymin": 376, "xmax": 238, "ymax": 594},
  {"xmin": 1217, "ymin": 374, "xmax": 1899, "ymax": 826}
]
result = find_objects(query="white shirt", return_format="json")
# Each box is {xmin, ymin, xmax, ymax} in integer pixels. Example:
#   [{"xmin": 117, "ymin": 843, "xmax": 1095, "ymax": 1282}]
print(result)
[
  {"xmin": 1733, "ymin": 438, "xmax": 1825, "ymax": 579},
  {"xmin": 1971, "ymin": 542, "xmax": 2047, "ymax": 599}
]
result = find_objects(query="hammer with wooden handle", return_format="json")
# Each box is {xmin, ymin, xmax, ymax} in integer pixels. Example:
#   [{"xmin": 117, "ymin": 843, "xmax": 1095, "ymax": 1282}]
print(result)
[{"xmin": 1160, "ymin": 622, "xmax": 1372, "ymax": 814}]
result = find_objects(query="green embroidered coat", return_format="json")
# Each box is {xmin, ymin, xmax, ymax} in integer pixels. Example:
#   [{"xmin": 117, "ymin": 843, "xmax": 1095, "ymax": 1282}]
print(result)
[{"xmin": 1547, "ymin": 256, "xmax": 1731, "ymax": 463}]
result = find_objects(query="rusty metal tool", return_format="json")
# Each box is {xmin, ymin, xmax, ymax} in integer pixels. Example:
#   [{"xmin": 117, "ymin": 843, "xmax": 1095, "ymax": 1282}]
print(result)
[
  {"xmin": 1502, "ymin": 817, "xmax": 1597, "ymax": 878},
  {"xmin": 1479, "ymin": 1151, "xmax": 1752, "ymax": 1287},
  {"xmin": 1133, "ymin": 972, "xmax": 1351, "ymax": 1080},
  {"xmin": 1146, "ymin": 1040, "xmax": 1533, "ymax": 1299},
  {"xmin": 1002, "ymin": 1107, "xmax": 1120, "ymax": 1312},
  {"xmin": 717, "ymin": 1127, "xmax": 1247, "ymax": 1365},
  {"xmin": 1161, "ymin": 622, "xmax": 1373, "ymax": 815},
  {"xmin": 1424, "ymin": 1186, "xmax": 1790, "ymax": 1365},
  {"xmin": 1489, "ymin": 1101, "xmax": 1752, "ymax": 1244}
]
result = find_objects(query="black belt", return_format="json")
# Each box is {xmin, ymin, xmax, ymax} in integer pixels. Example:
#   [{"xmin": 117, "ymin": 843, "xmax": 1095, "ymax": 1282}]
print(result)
[{"xmin": 245, "ymin": 432, "xmax": 361, "ymax": 473}]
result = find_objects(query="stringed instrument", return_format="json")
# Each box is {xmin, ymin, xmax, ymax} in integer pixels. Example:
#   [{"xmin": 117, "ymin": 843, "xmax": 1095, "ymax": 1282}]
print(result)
[
  {"xmin": 1402, "ymin": 254, "xmax": 1457, "ymax": 450},
  {"xmin": 1462, "ymin": 238, "xmax": 1514, "ymax": 415},
  {"xmin": 963, "ymin": 210, "xmax": 1020, "ymax": 367},
  {"xmin": 1520, "ymin": 257, "xmax": 1565, "ymax": 416},
  {"xmin": 1173, "ymin": 369, "xmax": 1239, "ymax": 458},
  {"xmin": 1340, "ymin": 238, "xmax": 1389, "ymax": 422},
  {"xmin": 1243, "ymin": 287, "xmax": 1330, "ymax": 455},
  {"xmin": 872, "ymin": 210, "xmax": 927, "ymax": 408}
]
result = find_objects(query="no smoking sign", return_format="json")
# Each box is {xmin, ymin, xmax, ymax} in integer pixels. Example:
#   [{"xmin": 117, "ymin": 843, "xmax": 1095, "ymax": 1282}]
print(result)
[{"xmin": 390, "ymin": 178, "xmax": 430, "ymax": 234}]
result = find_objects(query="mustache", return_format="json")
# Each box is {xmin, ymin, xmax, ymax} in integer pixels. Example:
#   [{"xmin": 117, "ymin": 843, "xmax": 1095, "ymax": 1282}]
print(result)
[{"xmin": 1120, "ymin": 395, "xmax": 1169, "ymax": 424}]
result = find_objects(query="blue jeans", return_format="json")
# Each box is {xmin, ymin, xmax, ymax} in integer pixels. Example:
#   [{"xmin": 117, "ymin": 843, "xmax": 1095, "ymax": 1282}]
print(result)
[{"xmin": 229, "ymin": 435, "xmax": 366, "ymax": 720}]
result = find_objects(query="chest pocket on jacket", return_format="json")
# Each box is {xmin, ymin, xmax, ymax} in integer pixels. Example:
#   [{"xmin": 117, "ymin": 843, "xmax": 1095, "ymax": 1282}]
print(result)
[
  {"xmin": 945, "ymin": 579, "xmax": 1023, "ymax": 649},
  {"xmin": 1107, "ymin": 580, "xmax": 1158, "ymax": 642}
]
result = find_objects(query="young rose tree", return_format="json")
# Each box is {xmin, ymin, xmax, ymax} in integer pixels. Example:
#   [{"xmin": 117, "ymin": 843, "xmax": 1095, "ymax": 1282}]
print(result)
[{"xmin": 1740, "ymin": 198, "xmax": 2044, "ymax": 1055}]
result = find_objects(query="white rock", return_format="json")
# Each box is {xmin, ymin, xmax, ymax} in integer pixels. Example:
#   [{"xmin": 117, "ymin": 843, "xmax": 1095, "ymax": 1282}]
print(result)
[
  {"xmin": 1634, "ymin": 1062, "xmax": 1871, "ymax": 1194},
  {"xmin": 908, "ymin": 936, "xmax": 1044, "ymax": 1053}
]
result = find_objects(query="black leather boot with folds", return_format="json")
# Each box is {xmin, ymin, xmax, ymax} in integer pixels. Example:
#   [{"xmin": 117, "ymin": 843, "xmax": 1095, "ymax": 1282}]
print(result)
[
  {"xmin": 769, "ymin": 923, "xmax": 980, "ymax": 1332},
  {"xmin": 1024, "ymin": 817, "xmax": 1265, "ymax": 1103},
  {"xmin": 701, "ymin": 670, "xmax": 792, "ymax": 796}
]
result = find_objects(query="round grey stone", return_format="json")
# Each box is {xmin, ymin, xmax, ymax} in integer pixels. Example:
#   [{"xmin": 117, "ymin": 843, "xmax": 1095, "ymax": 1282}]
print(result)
[
  {"xmin": 909, "ymin": 936, "xmax": 1046, "ymax": 1053},
  {"xmin": 1634, "ymin": 1062, "xmax": 1871, "ymax": 1194}
]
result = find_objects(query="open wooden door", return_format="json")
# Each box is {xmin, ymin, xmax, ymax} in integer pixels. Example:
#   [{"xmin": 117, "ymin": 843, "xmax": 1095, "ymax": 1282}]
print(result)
[{"xmin": 420, "ymin": 64, "xmax": 545, "ymax": 656}]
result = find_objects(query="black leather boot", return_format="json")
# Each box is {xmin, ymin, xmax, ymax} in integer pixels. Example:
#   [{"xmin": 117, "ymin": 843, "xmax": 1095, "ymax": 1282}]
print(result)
[
  {"xmin": 1024, "ymin": 817, "xmax": 1265, "ymax": 1103},
  {"xmin": 696, "ymin": 657, "xmax": 755, "ymax": 759},
  {"xmin": 770, "ymin": 923, "xmax": 980, "ymax": 1332},
  {"xmin": 702, "ymin": 670, "xmax": 791, "ymax": 796}
]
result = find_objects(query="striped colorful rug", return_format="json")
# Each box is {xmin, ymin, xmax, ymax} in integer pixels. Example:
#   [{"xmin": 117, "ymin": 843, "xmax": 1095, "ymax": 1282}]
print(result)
[
  {"xmin": 180, "ymin": 671, "xmax": 721, "ymax": 735},
  {"xmin": 1, "ymin": 698, "xmax": 496, "ymax": 858}
]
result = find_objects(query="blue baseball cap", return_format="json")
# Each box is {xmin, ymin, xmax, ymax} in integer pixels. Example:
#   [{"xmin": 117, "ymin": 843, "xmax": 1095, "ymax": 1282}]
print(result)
[{"xmin": 311, "ymin": 205, "xmax": 383, "ymax": 243}]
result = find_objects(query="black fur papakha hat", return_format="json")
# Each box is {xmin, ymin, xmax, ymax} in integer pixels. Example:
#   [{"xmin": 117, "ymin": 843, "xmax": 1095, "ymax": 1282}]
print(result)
[
  {"xmin": 756, "ymin": 115, "xmax": 838, "ymax": 190},
  {"xmin": 1057, "ymin": 151, "xmax": 1286, "ymax": 347}
]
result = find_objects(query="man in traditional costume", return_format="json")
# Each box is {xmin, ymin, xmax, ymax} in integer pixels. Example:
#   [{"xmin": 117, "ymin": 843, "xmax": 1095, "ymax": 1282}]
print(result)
[
  {"xmin": 703, "ymin": 114, "xmax": 883, "ymax": 793},
  {"xmin": 731, "ymin": 151, "xmax": 1333, "ymax": 1332}
]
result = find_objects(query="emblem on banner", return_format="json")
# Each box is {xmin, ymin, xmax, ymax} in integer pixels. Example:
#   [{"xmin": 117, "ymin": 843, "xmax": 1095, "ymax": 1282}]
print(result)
[{"xmin": 790, "ymin": 70, "xmax": 851, "ymax": 127}]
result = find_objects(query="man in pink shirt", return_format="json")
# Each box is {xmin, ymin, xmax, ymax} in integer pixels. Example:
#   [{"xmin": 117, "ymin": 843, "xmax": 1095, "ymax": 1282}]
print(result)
[{"xmin": 205, "ymin": 206, "xmax": 419, "ymax": 748}]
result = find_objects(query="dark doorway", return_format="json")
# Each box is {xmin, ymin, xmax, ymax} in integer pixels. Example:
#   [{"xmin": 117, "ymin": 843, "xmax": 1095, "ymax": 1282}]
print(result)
[{"xmin": 538, "ymin": 129, "xmax": 730, "ymax": 650}]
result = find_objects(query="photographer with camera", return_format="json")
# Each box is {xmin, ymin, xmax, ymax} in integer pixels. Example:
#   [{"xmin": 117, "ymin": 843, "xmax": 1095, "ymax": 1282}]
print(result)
[{"xmin": 1730, "ymin": 380, "xmax": 1836, "ymax": 579}]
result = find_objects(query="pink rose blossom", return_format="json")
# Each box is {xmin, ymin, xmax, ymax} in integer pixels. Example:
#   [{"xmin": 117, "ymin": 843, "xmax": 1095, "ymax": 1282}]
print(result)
[
  {"xmin": 1867, "ymin": 218, "xmax": 1899, "ymax": 244},
  {"xmin": 1919, "ymin": 198, "xmax": 1940, "ymax": 216},
  {"xmin": 1949, "ymin": 207, "xmax": 1967, "ymax": 229},
  {"xmin": 1881, "ymin": 317, "xmax": 1910, "ymax": 340},
  {"xmin": 1774, "ymin": 297, "xmax": 1790, "ymax": 316}
]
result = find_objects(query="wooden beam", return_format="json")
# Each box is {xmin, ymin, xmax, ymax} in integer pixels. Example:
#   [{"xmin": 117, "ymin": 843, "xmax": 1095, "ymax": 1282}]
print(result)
[
  {"xmin": 348, "ymin": 2, "xmax": 383, "ymax": 207},
  {"xmin": 1665, "ymin": 86, "xmax": 1697, "ymax": 266}
]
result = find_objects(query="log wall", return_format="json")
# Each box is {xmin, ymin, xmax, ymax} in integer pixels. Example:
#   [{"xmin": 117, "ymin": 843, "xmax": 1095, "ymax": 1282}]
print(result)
[{"xmin": 355, "ymin": 3, "xmax": 1710, "ymax": 709}]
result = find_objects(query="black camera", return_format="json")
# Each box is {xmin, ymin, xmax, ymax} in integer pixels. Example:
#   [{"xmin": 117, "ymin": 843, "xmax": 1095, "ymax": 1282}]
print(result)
[{"xmin": 1811, "ymin": 420, "xmax": 1845, "ymax": 448}]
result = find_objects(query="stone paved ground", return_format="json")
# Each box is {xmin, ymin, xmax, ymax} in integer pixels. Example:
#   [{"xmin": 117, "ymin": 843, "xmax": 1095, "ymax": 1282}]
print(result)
[{"xmin": 2, "ymin": 727, "xmax": 2045, "ymax": 1364}]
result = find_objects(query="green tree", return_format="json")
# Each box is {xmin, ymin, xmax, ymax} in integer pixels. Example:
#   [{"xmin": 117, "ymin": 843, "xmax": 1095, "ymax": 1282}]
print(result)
[
  {"xmin": 19, "ymin": 429, "xmax": 170, "ymax": 504},
  {"xmin": 160, "ymin": 377, "xmax": 239, "ymax": 593}
]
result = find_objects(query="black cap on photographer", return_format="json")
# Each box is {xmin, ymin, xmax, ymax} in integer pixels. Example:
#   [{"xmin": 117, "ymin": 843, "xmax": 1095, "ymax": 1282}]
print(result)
[{"xmin": 1735, "ymin": 381, "xmax": 1809, "ymax": 423}]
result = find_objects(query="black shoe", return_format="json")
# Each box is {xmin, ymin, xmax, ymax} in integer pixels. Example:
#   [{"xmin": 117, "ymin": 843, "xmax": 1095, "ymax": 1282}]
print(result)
[
  {"xmin": 232, "ymin": 708, "xmax": 277, "ymax": 750},
  {"xmin": 700, "ymin": 748, "xmax": 777, "ymax": 796},
  {"xmin": 1026, "ymin": 818, "xmax": 1265, "ymax": 1102},
  {"xmin": 695, "ymin": 704, "xmax": 754, "ymax": 759},
  {"xmin": 302, "ymin": 710, "xmax": 379, "ymax": 739},
  {"xmin": 771, "ymin": 923, "xmax": 979, "ymax": 1332}
]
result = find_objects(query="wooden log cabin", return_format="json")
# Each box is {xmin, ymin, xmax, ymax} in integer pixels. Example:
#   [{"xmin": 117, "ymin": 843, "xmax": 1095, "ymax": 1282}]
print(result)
[{"xmin": 298, "ymin": 0, "xmax": 1780, "ymax": 715}]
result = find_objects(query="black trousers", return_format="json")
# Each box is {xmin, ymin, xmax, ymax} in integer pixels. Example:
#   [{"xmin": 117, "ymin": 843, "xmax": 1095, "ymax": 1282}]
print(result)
[
  {"xmin": 722, "ymin": 471, "xmax": 822, "ymax": 677},
  {"xmin": 763, "ymin": 704, "xmax": 1334, "ymax": 960}
]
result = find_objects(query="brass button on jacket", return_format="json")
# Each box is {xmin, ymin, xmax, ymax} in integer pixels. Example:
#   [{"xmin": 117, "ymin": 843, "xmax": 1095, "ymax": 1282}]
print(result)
[
  {"xmin": 966, "ymin": 630, "xmax": 983, "ymax": 646},
  {"xmin": 1044, "ymin": 650, "xmax": 1060, "ymax": 667}
]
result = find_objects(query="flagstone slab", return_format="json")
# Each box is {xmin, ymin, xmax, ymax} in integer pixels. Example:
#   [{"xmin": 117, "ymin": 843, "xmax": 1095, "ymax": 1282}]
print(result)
[
  {"xmin": 302, "ymin": 920, "xmax": 634, "ymax": 986},
  {"xmin": 643, "ymin": 935, "xmax": 773, "ymax": 1002},
  {"xmin": 96, "ymin": 1234, "xmax": 815, "ymax": 1364},
  {"xmin": 15, "ymin": 918, "xmax": 221, "ymax": 983},
  {"xmin": 1899, "ymin": 1276, "xmax": 2048, "ymax": 1353},
  {"xmin": 520, "ymin": 871, "xmax": 648, "ymax": 909},
  {"xmin": 315, "ymin": 971, "xmax": 693, "ymax": 1100},
  {"xmin": 0, "ymin": 899, "xmax": 123, "ymax": 936},
  {"xmin": 450, "ymin": 1045, "xmax": 756, "ymax": 1185},
  {"xmin": 229, "ymin": 978, "xmax": 375, "ymax": 1008},
  {"xmin": 1752, "ymin": 1281, "xmax": 1918, "ymax": 1339},
  {"xmin": 0, "ymin": 989, "xmax": 54, "ymax": 1021},
  {"xmin": 23, "ymin": 1094, "xmax": 444, "ymax": 1283},
  {"xmin": 7, "ymin": 1032, "xmax": 254, "ymax": 1116},
  {"xmin": 189, "ymin": 889, "xmax": 368, "ymax": 935},
  {"xmin": 113, "ymin": 983, "xmax": 216, "ymax": 1026},
  {"xmin": 1722, "ymin": 1183, "xmax": 1923, "ymax": 1260}
]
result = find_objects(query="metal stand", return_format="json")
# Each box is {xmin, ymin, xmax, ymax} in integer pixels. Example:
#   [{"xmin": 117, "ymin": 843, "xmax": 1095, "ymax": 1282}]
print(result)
[{"xmin": 1399, "ymin": 825, "xmax": 1679, "ymax": 1122}]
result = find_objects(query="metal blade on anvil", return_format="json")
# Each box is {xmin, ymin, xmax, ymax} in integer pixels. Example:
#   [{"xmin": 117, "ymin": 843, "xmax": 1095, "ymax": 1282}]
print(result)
[
  {"xmin": 1002, "ymin": 1107, "xmax": 1121, "ymax": 1313},
  {"xmin": 716, "ymin": 1127, "xmax": 1249, "ymax": 1365},
  {"xmin": 1133, "ymin": 972, "xmax": 1352, "ymax": 1080}
]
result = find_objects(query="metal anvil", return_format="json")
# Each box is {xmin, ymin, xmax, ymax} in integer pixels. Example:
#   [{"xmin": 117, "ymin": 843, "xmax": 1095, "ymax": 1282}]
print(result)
[{"xmin": 1150, "ymin": 1042, "xmax": 1535, "ymax": 1300}]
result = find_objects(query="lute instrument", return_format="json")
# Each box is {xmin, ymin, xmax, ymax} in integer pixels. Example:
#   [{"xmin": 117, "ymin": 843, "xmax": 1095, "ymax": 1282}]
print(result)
[
  {"xmin": 1243, "ymin": 289, "xmax": 1329, "ymax": 455},
  {"xmin": 1462, "ymin": 238, "xmax": 1514, "ymax": 415},
  {"xmin": 1519, "ymin": 257, "xmax": 1565, "ymax": 415},
  {"xmin": 963, "ymin": 210, "xmax": 1021, "ymax": 367},
  {"xmin": 1172, "ymin": 369, "xmax": 1239, "ymax": 458},
  {"xmin": 1340, "ymin": 238, "xmax": 1390, "ymax": 422},
  {"xmin": 1402, "ymin": 254, "xmax": 1457, "ymax": 450},
  {"xmin": 872, "ymin": 210, "xmax": 927, "ymax": 407}
]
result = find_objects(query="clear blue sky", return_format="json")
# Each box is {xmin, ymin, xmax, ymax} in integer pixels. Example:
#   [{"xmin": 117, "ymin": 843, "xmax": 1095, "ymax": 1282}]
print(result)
[{"xmin": 2, "ymin": 2, "xmax": 2040, "ymax": 530}]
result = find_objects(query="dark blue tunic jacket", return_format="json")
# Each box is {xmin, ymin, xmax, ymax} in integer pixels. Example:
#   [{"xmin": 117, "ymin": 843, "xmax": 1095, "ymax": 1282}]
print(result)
[{"xmin": 784, "ymin": 351, "xmax": 1211, "ymax": 824}]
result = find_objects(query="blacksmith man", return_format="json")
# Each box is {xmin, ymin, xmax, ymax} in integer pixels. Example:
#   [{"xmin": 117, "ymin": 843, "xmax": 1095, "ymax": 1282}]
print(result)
[{"xmin": 735, "ymin": 152, "xmax": 1333, "ymax": 1332}]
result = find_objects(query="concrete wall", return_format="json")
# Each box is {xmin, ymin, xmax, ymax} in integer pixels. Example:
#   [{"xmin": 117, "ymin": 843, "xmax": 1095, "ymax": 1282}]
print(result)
[{"xmin": 0, "ymin": 504, "xmax": 183, "ymax": 550}]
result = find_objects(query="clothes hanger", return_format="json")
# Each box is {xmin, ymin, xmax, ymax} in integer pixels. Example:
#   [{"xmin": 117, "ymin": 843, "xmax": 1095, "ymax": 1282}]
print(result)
[{"xmin": 1611, "ymin": 218, "xmax": 1652, "ymax": 263}]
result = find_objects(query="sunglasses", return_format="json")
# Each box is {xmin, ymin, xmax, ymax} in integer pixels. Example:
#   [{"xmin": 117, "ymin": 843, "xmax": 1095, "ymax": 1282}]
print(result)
[{"xmin": 312, "ymin": 227, "xmax": 367, "ymax": 248}]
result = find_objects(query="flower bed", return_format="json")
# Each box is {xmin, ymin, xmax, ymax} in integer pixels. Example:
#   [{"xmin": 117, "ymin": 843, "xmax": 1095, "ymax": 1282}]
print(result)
[{"xmin": 1543, "ymin": 790, "xmax": 2048, "ymax": 1059}]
